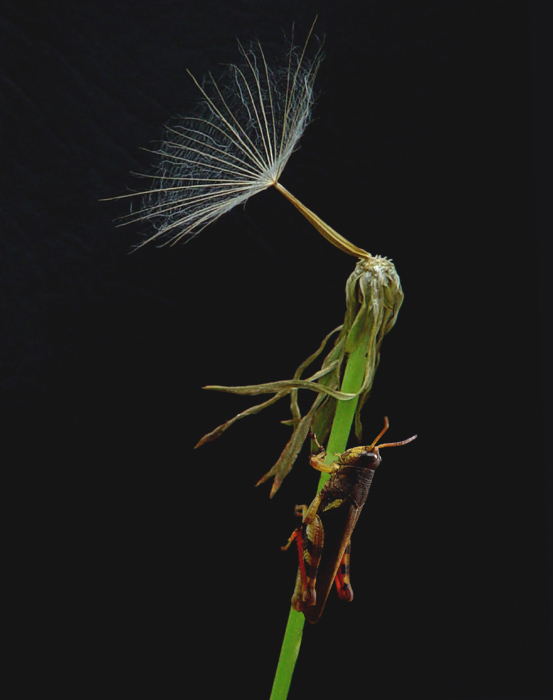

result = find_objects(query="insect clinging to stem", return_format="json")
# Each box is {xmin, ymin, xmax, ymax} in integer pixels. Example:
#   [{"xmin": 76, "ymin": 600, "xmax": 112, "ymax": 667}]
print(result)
[{"xmin": 283, "ymin": 417, "xmax": 417, "ymax": 623}]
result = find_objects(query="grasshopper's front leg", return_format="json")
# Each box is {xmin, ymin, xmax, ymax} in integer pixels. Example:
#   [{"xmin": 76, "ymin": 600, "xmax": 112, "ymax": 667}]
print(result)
[
  {"xmin": 308, "ymin": 432, "xmax": 340, "ymax": 475},
  {"xmin": 308, "ymin": 453, "xmax": 337, "ymax": 474},
  {"xmin": 304, "ymin": 434, "xmax": 342, "ymax": 525}
]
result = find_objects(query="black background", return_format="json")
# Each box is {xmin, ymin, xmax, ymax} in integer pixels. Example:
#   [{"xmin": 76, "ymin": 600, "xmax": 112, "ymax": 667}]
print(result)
[{"xmin": 2, "ymin": 1, "xmax": 551, "ymax": 698}]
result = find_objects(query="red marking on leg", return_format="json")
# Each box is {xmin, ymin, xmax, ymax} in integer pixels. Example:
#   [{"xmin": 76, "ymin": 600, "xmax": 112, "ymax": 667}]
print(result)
[{"xmin": 334, "ymin": 543, "xmax": 354, "ymax": 602}]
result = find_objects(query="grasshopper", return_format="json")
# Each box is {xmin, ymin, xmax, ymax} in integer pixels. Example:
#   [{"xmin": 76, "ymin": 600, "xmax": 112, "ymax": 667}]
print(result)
[{"xmin": 283, "ymin": 417, "xmax": 417, "ymax": 623}]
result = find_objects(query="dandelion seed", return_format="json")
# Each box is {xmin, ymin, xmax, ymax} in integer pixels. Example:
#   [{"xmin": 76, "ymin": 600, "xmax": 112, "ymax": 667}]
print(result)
[{"xmin": 108, "ymin": 23, "xmax": 371, "ymax": 259}]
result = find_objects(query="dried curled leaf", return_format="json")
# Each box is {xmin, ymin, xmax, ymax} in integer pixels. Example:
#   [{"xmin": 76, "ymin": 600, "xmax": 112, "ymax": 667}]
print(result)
[{"xmin": 196, "ymin": 256, "xmax": 403, "ymax": 496}]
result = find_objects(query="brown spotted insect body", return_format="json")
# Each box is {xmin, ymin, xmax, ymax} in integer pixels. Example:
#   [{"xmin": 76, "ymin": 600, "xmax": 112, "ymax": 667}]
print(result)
[{"xmin": 284, "ymin": 417, "xmax": 417, "ymax": 623}]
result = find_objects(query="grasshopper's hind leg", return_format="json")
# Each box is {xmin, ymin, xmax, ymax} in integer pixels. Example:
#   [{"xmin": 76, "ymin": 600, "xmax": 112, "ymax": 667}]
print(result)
[
  {"xmin": 281, "ymin": 507, "xmax": 309, "ymax": 610},
  {"xmin": 300, "ymin": 511, "xmax": 324, "ymax": 606},
  {"xmin": 282, "ymin": 505, "xmax": 325, "ymax": 609},
  {"xmin": 334, "ymin": 541, "xmax": 354, "ymax": 602}
]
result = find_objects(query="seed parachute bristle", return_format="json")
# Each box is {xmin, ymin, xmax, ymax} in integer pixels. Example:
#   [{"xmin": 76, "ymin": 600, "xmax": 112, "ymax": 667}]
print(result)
[{"xmin": 110, "ymin": 25, "xmax": 323, "ymax": 248}]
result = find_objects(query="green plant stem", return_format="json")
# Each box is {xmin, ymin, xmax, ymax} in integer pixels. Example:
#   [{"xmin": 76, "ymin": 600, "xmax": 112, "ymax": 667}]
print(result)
[
  {"xmin": 269, "ymin": 608, "xmax": 305, "ymax": 700},
  {"xmin": 318, "ymin": 337, "xmax": 370, "ymax": 487},
  {"xmin": 269, "ymin": 335, "xmax": 371, "ymax": 699}
]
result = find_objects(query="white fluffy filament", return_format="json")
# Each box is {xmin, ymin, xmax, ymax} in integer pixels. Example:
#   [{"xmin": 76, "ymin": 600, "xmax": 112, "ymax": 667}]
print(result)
[{"xmin": 114, "ymin": 27, "xmax": 323, "ymax": 247}]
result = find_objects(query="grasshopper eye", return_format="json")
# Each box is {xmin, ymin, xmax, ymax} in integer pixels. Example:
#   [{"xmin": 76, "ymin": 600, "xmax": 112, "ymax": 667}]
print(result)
[{"xmin": 357, "ymin": 450, "xmax": 380, "ymax": 468}]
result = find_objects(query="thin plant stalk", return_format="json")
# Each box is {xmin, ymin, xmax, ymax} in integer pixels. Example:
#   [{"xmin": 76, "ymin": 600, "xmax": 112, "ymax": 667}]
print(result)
[
  {"xmin": 269, "ymin": 609, "xmax": 304, "ymax": 700},
  {"xmin": 269, "ymin": 326, "xmax": 372, "ymax": 699}
]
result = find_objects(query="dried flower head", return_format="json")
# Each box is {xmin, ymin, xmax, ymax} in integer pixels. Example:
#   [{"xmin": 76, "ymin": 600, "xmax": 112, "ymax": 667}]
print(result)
[{"xmin": 196, "ymin": 255, "xmax": 403, "ymax": 496}]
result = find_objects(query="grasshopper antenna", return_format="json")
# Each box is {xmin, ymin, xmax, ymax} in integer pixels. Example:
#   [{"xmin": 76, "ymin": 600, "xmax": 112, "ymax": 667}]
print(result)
[
  {"xmin": 369, "ymin": 416, "xmax": 417, "ymax": 450},
  {"xmin": 367, "ymin": 416, "xmax": 391, "ymax": 449}
]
